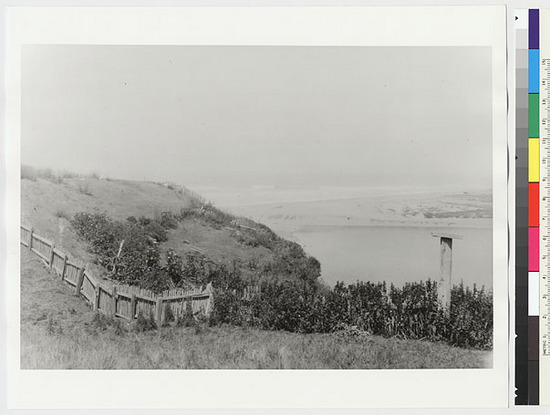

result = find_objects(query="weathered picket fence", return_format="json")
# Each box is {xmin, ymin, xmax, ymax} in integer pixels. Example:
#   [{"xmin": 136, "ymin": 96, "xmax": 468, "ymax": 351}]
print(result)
[{"xmin": 21, "ymin": 224, "xmax": 214, "ymax": 325}]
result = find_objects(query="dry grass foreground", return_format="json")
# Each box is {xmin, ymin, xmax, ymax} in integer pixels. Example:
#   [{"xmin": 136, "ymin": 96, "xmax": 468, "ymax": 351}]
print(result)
[{"xmin": 21, "ymin": 249, "xmax": 491, "ymax": 370}]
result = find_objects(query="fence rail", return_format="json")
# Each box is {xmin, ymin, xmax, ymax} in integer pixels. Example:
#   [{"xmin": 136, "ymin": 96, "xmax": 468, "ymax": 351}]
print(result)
[{"xmin": 20, "ymin": 224, "xmax": 214, "ymax": 325}]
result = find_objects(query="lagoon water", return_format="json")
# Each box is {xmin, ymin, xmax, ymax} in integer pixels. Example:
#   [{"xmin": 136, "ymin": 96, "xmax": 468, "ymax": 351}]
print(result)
[
  {"xmin": 292, "ymin": 225, "xmax": 492, "ymax": 289},
  {"xmin": 196, "ymin": 185, "xmax": 494, "ymax": 290}
]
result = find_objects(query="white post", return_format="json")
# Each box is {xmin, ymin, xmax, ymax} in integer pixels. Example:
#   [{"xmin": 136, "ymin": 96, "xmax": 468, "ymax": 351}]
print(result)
[
  {"xmin": 438, "ymin": 237, "xmax": 453, "ymax": 314},
  {"xmin": 432, "ymin": 233, "xmax": 462, "ymax": 316}
]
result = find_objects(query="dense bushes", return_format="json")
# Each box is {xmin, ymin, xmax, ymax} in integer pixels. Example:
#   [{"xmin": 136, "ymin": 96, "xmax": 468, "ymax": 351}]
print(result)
[
  {"xmin": 447, "ymin": 283, "xmax": 493, "ymax": 348},
  {"xmin": 71, "ymin": 212, "xmax": 177, "ymax": 292},
  {"xmin": 211, "ymin": 278, "xmax": 493, "ymax": 350},
  {"xmin": 71, "ymin": 213, "xmax": 123, "ymax": 269},
  {"xmin": 71, "ymin": 209, "xmax": 321, "ymax": 294}
]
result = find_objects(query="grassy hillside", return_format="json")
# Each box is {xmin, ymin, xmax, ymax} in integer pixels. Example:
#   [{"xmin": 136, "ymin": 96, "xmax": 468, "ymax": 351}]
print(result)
[
  {"xmin": 21, "ymin": 168, "xmax": 285, "ymax": 284},
  {"xmin": 21, "ymin": 248, "xmax": 491, "ymax": 369},
  {"xmin": 22, "ymin": 173, "xmax": 185, "ymax": 275}
]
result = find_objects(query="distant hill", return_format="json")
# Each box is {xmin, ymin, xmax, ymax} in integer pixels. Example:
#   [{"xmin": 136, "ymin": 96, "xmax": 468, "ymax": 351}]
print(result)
[{"xmin": 226, "ymin": 189, "xmax": 492, "ymax": 237}]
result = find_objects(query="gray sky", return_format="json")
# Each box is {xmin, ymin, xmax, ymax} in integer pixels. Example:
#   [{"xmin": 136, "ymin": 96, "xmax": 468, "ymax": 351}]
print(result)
[{"xmin": 22, "ymin": 45, "xmax": 492, "ymax": 189}]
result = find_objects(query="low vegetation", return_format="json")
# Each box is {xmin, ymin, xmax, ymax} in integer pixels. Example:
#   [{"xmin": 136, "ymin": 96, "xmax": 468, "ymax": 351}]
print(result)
[
  {"xmin": 21, "ymin": 249, "xmax": 490, "ymax": 370},
  {"xmin": 213, "ymin": 279, "xmax": 492, "ymax": 350},
  {"xmin": 21, "ymin": 167, "xmax": 493, "ymax": 363},
  {"xmin": 22, "ymin": 321, "xmax": 491, "ymax": 370},
  {"xmin": 21, "ymin": 164, "xmax": 95, "ymax": 183},
  {"xmin": 70, "ymin": 210, "xmax": 321, "ymax": 292},
  {"xmin": 70, "ymin": 210, "xmax": 492, "ymax": 350}
]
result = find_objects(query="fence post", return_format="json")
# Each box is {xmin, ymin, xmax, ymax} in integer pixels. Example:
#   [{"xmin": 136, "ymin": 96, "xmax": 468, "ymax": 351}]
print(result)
[
  {"xmin": 204, "ymin": 283, "xmax": 214, "ymax": 316},
  {"xmin": 93, "ymin": 285, "xmax": 100, "ymax": 312},
  {"xmin": 48, "ymin": 243, "xmax": 55, "ymax": 269},
  {"xmin": 75, "ymin": 265, "xmax": 85, "ymax": 296},
  {"xmin": 156, "ymin": 298, "xmax": 163, "ymax": 326},
  {"xmin": 112, "ymin": 286, "xmax": 118, "ymax": 317},
  {"xmin": 130, "ymin": 294, "xmax": 137, "ymax": 320},
  {"xmin": 61, "ymin": 255, "xmax": 68, "ymax": 281},
  {"xmin": 28, "ymin": 227, "xmax": 34, "ymax": 250},
  {"xmin": 205, "ymin": 293, "xmax": 212, "ymax": 316}
]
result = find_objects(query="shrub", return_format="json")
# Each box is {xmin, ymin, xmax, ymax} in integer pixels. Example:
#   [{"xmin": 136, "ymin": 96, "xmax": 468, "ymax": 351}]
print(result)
[
  {"xmin": 91, "ymin": 312, "xmax": 110, "ymax": 331},
  {"xmin": 71, "ymin": 212, "xmax": 175, "ymax": 292},
  {"xmin": 160, "ymin": 212, "xmax": 179, "ymax": 229},
  {"xmin": 71, "ymin": 212, "xmax": 123, "ymax": 269},
  {"xmin": 113, "ymin": 319, "xmax": 125, "ymax": 336},
  {"xmin": 138, "ymin": 216, "xmax": 151, "ymax": 226},
  {"xmin": 139, "ymin": 268, "xmax": 172, "ymax": 293},
  {"xmin": 211, "ymin": 289, "xmax": 243, "ymax": 326},
  {"xmin": 194, "ymin": 323, "xmax": 205, "ymax": 335},
  {"xmin": 143, "ymin": 221, "xmax": 167, "ymax": 242},
  {"xmin": 115, "ymin": 225, "xmax": 160, "ymax": 285},
  {"xmin": 60, "ymin": 169, "xmax": 80, "ymax": 179},
  {"xmin": 134, "ymin": 311, "xmax": 157, "ymax": 332},
  {"xmin": 163, "ymin": 302, "xmax": 175, "ymax": 326},
  {"xmin": 181, "ymin": 252, "xmax": 208, "ymax": 286},
  {"xmin": 179, "ymin": 207, "xmax": 196, "ymax": 220},
  {"xmin": 165, "ymin": 250, "xmax": 184, "ymax": 286},
  {"xmin": 54, "ymin": 209, "xmax": 71, "ymax": 220},
  {"xmin": 176, "ymin": 301, "xmax": 196, "ymax": 327},
  {"xmin": 39, "ymin": 167, "xmax": 63, "ymax": 184},
  {"xmin": 333, "ymin": 322, "xmax": 371, "ymax": 340},
  {"xmin": 21, "ymin": 165, "xmax": 37, "ymax": 181},
  {"xmin": 447, "ymin": 283, "xmax": 493, "ymax": 349},
  {"xmin": 77, "ymin": 182, "xmax": 92, "ymax": 196},
  {"xmin": 46, "ymin": 316, "xmax": 62, "ymax": 335}
]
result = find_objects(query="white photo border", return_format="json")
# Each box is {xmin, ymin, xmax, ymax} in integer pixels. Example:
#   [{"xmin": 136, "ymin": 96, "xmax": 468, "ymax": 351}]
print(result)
[{"xmin": 5, "ymin": 5, "xmax": 508, "ymax": 409}]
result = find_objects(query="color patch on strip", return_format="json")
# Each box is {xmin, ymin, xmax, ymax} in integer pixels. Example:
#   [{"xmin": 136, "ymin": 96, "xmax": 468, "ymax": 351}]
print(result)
[
  {"xmin": 517, "ymin": 9, "xmax": 529, "ymax": 29},
  {"xmin": 529, "ymin": 227, "xmax": 540, "ymax": 271},
  {"xmin": 529, "ymin": 138, "xmax": 540, "ymax": 182},
  {"xmin": 529, "ymin": 316, "xmax": 540, "ymax": 360},
  {"xmin": 530, "ymin": 9, "xmax": 540, "ymax": 49},
  {"xmin": 517, "ymin": 29, "xmax": 529, "ymax": 50},
  {"xmin": 518, "ymin": 49, "xmax": 529, "ymax": 69},
  {"xmin": 528, "ymin": 361, "xmax": 540, "ymax": 404},
  {"xmin": 529, "ymin": 182, "xmax": 540, "ymax": 227},
  {"xmin": 529, "ymin": 49, "xmax": 540, "ymax": 93},
  {"xmin": 529, "ymin": 272, "xmax": 540, "ymax": 316},
  {"xmin": 529, "ymin": 94, "xmax": 539, "ymax": 137}
]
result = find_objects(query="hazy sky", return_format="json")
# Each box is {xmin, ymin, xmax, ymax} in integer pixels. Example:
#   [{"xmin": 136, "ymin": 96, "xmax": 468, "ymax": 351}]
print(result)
[{"xmin": 22, "ymin": 45, "xmax": 492, "ymax": 190}]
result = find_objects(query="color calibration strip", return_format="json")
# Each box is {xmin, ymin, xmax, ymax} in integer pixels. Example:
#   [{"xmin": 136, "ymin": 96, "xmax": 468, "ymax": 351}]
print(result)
[
  {"xmin": 517, "ymin": 8, "xmax": 550, "ymax": 406},
  {"xmin": 539, "ymin": 9, "xmax": 550, "ymax": 407},
  {"xmin": 516, "ymin": 9, "xmax": 530, "ymax": 405},
  {"xmin": 528, "ymin": 9, "xmax": 540, "ymax": 406},
  {"xmin": 516, "ymin": 9, "xmax": 540, "ymax": 405}
]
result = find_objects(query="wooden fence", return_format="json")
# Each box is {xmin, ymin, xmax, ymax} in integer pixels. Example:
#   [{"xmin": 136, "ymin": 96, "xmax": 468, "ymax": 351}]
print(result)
[{"xmin": 20, "ymin": 224, "xmax": 214, "ymax": 325}]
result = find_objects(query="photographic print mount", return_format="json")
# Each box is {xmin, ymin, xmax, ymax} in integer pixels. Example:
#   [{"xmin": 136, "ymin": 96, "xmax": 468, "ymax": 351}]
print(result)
[{"xmin": 5, "ymin": 5, "xmax": 508, "ymax": 410}]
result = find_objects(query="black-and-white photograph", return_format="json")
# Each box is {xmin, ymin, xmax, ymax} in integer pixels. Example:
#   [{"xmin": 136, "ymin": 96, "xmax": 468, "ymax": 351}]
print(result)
[{"xmin": 19, "ymin": 44, "xmax": 494, "ymax": 370}]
